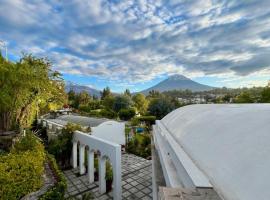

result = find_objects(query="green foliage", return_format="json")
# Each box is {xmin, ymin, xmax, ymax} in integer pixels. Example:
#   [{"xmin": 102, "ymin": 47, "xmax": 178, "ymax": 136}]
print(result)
[
  {"xmin": 113, "ymin": 95, "xmax": 133, "ymax": 113},
  {"xmin": 137, "ymin": 116, "xmax": 156, "ymax": 126},
  {"xmin": 101, "ymin": 86, "xmax": 112, "ymax": 100},
  {"xmin": 40, "ymin": 154, "xmax": 67, "ymax": 200},
  {"xmin": 78, "ymin": 104, "xmax": 92, "ymax": 113},
  {"xmin": 105, "ymin": 161, "xmax": 113, "ymax": 181},
  {"xmin": 130, "ymin": 117, "xmax": 140, "ymax": 126},
  {"xmin": 48, "ymin": 123, "xmax": 82, "ymax": 168},
  {"xmin": 260, "ymin": 87, "xmax": 270, "ymax": 103},
  {"xmin": 13, "ymin": 131, "xmax": 41, "ymax": 152},
  {"xmin": 88, "ymin": 100, "xmax": 101, "ymax": 110},
  {"xmin": 99, "ymin": 109, "xmax": 118, "ymax": 119},
  {"xmin": 102, "ymin": 96, "xmax": 115, "ymax": 110},
  {"xmin": 0, "ymin": 132, "xmax": 45, "ymax": 200},
  {"xmin": 148, "ymin": 97, "xmax": 175, "ymax": 119},
  {"xmin": 126, "ymin": 134, "xmax": 151, "ymax": 159},
  {"xmin": 234, "ymin": 91, "xmax": 254, "ymax": 103},
  {"xmin": 124, "ymin": 89, "xmax": 132, "ymax": 97},
  {"xmin": 88, "ymin": 110, "xmax": 102, "ymax": 117},
  {"xmin": 118, "ymin": 108, "xmax": 136, "ymax": 121},
  {"xmin": 0, "ymin": 54, "xmax": 66, "ymax": 132},
  {"xmin": 132, "ymin": 93, "xmax": 149, "ymax": 114}
]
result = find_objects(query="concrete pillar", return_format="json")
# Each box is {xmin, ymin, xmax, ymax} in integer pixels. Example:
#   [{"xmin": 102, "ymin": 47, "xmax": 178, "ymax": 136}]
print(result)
[
  {"xmin": 42, "ymin": 121, "xmax": 46, "ymax": 127},
  {"xmin": 88, "ymin": 150, "xmax": 94, "ymax": 183},
  {"xmin": 98, "ymin": 156, "xmax": 106, "ymax": 194},
  {"xmin": 79, "ymin": 144, "xmax": 86, "ymax": 174},
  {"xmin": 48, "ymin": 123, "xmax": 52, "ymax": 130},
  {"xmin": 112, "ymin": 146, "xmax": 122, "ymax": 200},
  {"xmin": 72, "ymin": 142, "xmax": 78, "ymax": 168}
]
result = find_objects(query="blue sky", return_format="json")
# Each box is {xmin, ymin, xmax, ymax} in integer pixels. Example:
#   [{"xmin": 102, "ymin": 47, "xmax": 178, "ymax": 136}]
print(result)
[{"xmin": 0, "ymin": 0, "xmax": 270, "ymax": 92}]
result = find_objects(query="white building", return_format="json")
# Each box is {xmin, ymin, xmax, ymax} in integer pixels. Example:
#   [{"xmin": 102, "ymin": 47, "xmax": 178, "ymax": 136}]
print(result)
[
  {"xmin": 152, "ymin": 104, "xmax": 270, "ymax": 200},
  {"xmin": 46, "ymin": 115, "xmax": 125, "ymax": 145}
]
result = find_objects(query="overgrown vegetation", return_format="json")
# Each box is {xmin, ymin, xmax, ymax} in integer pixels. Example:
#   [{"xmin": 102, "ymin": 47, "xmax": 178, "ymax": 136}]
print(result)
[
  {"xmin": 48, "ymin": 123, "xmax": 83, "ymax": 169},
  {"xmin": 126, "ymin": 133, "xmax": 151, "ymax": 159},
  {"xmin": 0, "ymin": 132, "xmax": 46, "ymax": 200},
  {"xmin": 40, "ymin": 154, "xmax": 67, "ymax": 200},
  {"xmin": 0, "ymin": 54, "xmax": 66, "ymax": 132}
]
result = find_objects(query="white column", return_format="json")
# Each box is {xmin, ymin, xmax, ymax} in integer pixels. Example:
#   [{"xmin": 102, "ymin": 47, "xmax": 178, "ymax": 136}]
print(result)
[
  {"xmin": 42, "ymin": 121, "xmax": 46, "ymax": 127},
  {"xmin": 112, "ymin": 146, "xmax": 122, "ymax": 200},
  {"xmin": 48, "ymin": 123, "xmax": 52, "ymax": 130},
  {"xmin": 88, "ymin": 150, "xmax": 94, "ymax": 183},
  {"xmin": 72, "ymin": 142, "xmax": 78, "ymax": 168},
  {"xmin": 79, "ymin": 144, "xmax": 86, "ymax": 174},
  {"xmin": 98, "ymin": 156, "xmax": 106, "ymax": 194}
]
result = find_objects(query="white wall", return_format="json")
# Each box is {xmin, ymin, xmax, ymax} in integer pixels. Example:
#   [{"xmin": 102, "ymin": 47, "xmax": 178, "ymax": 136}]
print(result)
[{"xmin": 92, "ymin": 121, "xmax": 125, "ymax": 145}]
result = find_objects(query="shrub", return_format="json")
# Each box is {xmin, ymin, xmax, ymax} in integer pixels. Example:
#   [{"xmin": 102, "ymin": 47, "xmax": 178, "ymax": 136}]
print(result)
[
  {"xmin": 126, "ymin": 134, "xmax": 151, "ymax": 159},
  {"xmin": 0, "ymin": 132, "xmax": 45, "ymax": 200},
  {"xmin": 118, "ymin": 108, "xmax": 136, "ymax": 121},
  {"xmin": 78, "ymin": 105, "xmax": 91, "ymax": 113},
  {"xmin": 148, "ymin": 97, "xmax": 174, "ymax": 119},
  {"xmin": 99, "ymin": 109, "xmax": 117, "ymax": 119},
  {"xmin": 137, "ymin": 116, "xmax": 156, "ymax": 125},
  {"xmin": 40, "ymin": 154, "xmax": 67, "ymax": 200},
  {"xmin": 130, "ymin": 117, "xmax": 140, "ymax": 126},
  {"xmin": 88, "ymin": 110, "xmax": 101, "ymax": 117},
  {"xmin": 48, "ymin": 123, "xmax": 82, "ymax": 168}
]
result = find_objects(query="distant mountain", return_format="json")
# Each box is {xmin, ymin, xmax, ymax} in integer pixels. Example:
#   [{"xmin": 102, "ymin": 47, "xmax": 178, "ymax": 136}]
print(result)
[
  {"xmin": 140, "ymin": 74, "xmax": 215, "ymax": 94},
  {"xmin": 65, "ymin": 82, "xmax": 101, "ymax": 97}
]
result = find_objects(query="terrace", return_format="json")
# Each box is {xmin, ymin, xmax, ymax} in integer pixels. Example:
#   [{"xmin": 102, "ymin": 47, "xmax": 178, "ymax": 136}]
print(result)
[{"xmin": 39, "ymin": 115, "xmax": 152, "ymax": 199}]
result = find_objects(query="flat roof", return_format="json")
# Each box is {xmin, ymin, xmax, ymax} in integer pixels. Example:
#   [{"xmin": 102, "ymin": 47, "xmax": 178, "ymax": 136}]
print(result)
[
  {"xmin": 57, "ymin": 115, "xmax": 109, "ymax": 127},
  {"xmin": 161, "ymin": 104, "xmax": 270, "ymax": 200}
]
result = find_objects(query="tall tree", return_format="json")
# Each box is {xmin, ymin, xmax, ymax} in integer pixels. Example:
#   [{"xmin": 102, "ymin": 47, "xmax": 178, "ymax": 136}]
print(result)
[
  {"xmin": 113, "ymin": 95, "xmax": 132, "ymax": 113},
  {"xmin": 124, "ymin": 89, "xmax": 131, "ymax": 97},
  {"xmin": 132, "ymin": 93, "xmax": 148, "ymax": 114},
  {"xmin": 148, "ymin": 97, "xmax": 174, "ymax": 119},
  {"xmin": 234, "ymin": 91, "xmax": 254, "ymax": 103},
  {"xmin": 260, "ymin": 87, "xmax": 270, "ymax": 103},
  {"xmin": 100, "ymin": 86, "xmax": 112, "ymax": 100},
  {"xmin": 0, "ymin": 54, "xmax": 66, "ymax": 132}
]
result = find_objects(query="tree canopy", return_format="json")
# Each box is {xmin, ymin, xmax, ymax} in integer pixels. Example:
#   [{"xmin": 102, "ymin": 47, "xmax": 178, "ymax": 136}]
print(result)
[{"xmin": 0, "ymin": 54, "xmax": 66, "ymax": 132}]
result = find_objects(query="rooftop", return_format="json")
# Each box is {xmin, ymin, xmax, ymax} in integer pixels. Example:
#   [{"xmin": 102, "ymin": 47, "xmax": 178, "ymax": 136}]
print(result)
[{"xmin": 158, "ymin": 104, "xmax": 270, "ymax": 200}]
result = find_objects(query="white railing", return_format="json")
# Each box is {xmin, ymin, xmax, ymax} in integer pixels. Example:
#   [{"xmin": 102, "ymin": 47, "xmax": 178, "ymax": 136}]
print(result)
[
  {"xmin": 153, "ymin": 120, "xmax": 211, "ymax": 189},
  {"xmin": 39, "ymin": 119, "xmax": 122, "ymax": 200}
]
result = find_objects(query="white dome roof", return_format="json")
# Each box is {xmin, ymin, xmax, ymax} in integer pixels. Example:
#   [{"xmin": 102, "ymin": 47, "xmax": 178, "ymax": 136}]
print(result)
[{"xmin": 161, "ymin": 104, "xmax": 270, "ymax": 200}]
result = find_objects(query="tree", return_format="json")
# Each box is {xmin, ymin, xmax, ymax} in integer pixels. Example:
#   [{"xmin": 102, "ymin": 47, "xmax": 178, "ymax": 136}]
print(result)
[
  {"xmin": 147, "ymin": 90, "xmax": 162, "ymax": 98},
  {"xmin": 132, "ymin": 93, "xmax": 148, "ymax": 114},
  {"xmin": 148, "ymin": 97, "xmax": 175, "ymax": 119},
  {"xmin": 260, "ymin": 87, "xmax": 270, "ymax": 103},
  {"xmin": 0, "ymin": 54, "xmax": 66, "ymax": 132},
  {"xmin": 119, "ymin": 108, "xmax": 136, "ymax": 121},
  {"xmin": 124, "ymin": 89, "xmax": 131, "ymax": 97},
  {"xmin": 234, "ymin": 91, "xmax": 254, "ymax": 103},
  {"xmin": 101, "ymin": 86, "xmax": 112, "ymax": 100},
  {"xmin": 77, "ymin": 91, "xmax": 91, "ymax": 105},
  {"xmin": 103, "ymin": 96, "xmax": 115, "ymax": 110},
  {"xmin": 113, "ymin": 95, "xmax": 132, "ymax": 113}
]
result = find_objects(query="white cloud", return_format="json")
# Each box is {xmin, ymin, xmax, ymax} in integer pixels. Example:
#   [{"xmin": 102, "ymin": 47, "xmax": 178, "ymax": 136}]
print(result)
[{"xmin": 1, "ymin": 0, "xmax": 270, "ymax": 87}]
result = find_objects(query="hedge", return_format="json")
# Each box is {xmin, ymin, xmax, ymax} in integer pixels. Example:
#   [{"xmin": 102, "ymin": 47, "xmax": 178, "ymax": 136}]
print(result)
[
  {"xmin": 39, "ymin": 154, "xmax": 67, "ymax": 200},
  {"xmin": 0, "ymin": 133, "xmax": 46, "ymax": 200}
]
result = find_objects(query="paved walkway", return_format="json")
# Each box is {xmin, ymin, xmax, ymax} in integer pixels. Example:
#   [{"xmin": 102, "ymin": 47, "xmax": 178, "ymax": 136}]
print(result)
[{"xmin": 64, "ymin": 153, "xmax": 152, "ymax": 199}]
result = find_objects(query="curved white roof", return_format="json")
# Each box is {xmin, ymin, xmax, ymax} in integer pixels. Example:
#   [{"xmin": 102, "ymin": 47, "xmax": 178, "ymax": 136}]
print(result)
[{"xmin": 161, "ymin": 104, "xmax": 270, "ymax": 200}]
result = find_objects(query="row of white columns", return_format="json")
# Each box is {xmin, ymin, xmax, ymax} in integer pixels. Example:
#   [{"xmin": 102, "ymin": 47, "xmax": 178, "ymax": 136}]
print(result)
[
  {"xmin": 72, "ymin": 142, "xmax": 109, "ymax": 195},
  {"xmin": 39, "ymin": 119, "xmax": 122, "ymax": 199}
]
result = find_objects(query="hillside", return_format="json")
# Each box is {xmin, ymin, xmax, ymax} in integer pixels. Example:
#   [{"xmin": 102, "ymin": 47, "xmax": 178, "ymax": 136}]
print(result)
[{"xmin": 140, "ymin": 74, "xmax": 215, "ymax": 94}]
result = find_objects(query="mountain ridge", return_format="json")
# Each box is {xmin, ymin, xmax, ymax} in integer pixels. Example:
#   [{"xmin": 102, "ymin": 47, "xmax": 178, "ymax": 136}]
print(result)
[
  {"xmin": 65, "ymin": 81, "xmax": 101, "ymax": 97},
  {"xmin": 140, "ymin": 74, "xmax": 215, "ymax": 94}
]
